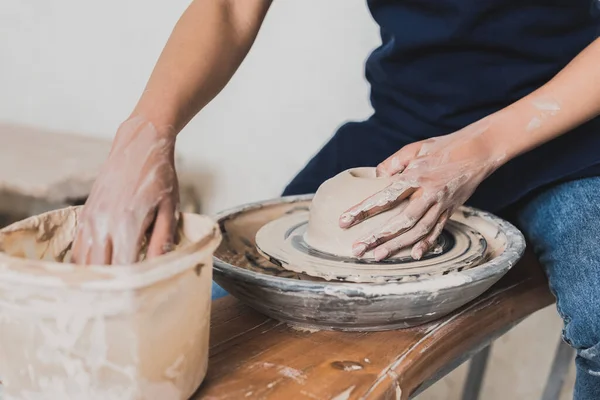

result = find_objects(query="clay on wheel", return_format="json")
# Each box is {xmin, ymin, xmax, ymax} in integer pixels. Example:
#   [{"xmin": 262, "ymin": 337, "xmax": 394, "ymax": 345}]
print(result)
[
  {"xmin": 305, "ymin": 167, "xmax": 408, "ymax": 258},
  {"xmin": 254, "ymin": 192, "xmax": 488, "ymax": 282}
]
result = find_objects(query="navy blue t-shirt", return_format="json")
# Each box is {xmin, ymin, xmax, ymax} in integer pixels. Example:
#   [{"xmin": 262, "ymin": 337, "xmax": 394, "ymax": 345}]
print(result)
[{"xmin": 284, "ymin": 0, "xmax": 600, "ymax": 212}]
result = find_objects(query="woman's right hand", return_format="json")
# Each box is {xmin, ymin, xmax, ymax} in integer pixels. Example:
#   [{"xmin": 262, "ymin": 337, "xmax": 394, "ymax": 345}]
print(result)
[
  {"xmin": 70, "ymin": 0, "xmax": 274, "ymax": 265},
  {"xmin": 72, "ymin": 115, "xmax": 180, "ymax": 265}
]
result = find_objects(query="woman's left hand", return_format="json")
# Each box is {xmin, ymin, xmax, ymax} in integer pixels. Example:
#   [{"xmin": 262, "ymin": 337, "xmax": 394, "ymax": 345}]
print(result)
[{"xmin": 339, "ymin": 118, "xmax": 507, "ymax": 261}]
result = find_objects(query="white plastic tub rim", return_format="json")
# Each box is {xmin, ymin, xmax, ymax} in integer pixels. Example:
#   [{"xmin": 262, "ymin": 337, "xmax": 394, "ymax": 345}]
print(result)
[{"xmin": 0, "ymin": 206, "xmax": 221, "ymax": 290}]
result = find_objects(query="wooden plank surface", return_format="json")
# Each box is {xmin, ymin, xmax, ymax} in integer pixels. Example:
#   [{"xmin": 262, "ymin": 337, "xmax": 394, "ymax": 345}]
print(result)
[{"xmin": 194, "ymin": 251, "xmax": 554, "ymax": 400}]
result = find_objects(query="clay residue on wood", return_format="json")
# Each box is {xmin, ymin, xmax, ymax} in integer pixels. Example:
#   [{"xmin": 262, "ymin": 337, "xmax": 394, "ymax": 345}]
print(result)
[{"xmin": 215, "ymin": 203, "xmax": 310, "ymax": 280}]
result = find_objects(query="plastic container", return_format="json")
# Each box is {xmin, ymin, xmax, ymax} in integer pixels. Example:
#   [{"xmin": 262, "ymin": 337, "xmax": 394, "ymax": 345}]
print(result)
[{"xmin": 0, "ymin": 207, "xmax": 221, "ymax": 400}]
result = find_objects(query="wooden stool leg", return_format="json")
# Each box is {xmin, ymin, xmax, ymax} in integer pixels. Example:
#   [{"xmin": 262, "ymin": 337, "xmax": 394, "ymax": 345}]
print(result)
[
  {"xmin": 461, "ymin": 345, "xmax": 492, "ymax": 400},
  {"xmin": 540, "ymin": 338, "xmax": 575, "ymax": 400}
]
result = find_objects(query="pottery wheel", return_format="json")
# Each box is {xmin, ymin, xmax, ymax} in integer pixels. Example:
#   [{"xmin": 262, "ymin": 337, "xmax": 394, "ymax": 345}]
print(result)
[
  {"xmin": 255, "ymin": 211, "xmax": 487, "ymax": 283},
  {"xmin": 214, "ymin": 196, "xmax": 525, "ymax": 331}
]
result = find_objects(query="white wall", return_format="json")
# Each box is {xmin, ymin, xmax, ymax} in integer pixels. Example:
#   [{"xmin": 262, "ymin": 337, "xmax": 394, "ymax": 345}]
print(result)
[{"xmin": 0, "ymin": 0, "xmax": 380, "ymax": 214}]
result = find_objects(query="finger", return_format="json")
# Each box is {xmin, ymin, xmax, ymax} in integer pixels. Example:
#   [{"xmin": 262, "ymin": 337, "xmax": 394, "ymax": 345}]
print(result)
[
  {"xmin": 89, "ymin": 237, "xmax": 113, "ymax": 266},
  {"xmin": 376, "ymin": 143, "xmax": 421, "ymax": 177},
  {"xmin": 78, "ymin": 214, "xmax": 112, "ymax": 265},
  {"xmin": 111, "ymin": 210, "xmax": 156, "ymax": 265},
  {"xmin": 339, "ymin": 180, "xmax": 417, "ymax": 228},
  {"xmin": 72, "ymin": 220, "xmax": 101, "ymax": 265},
  {"xmin": 371, "ymin": 205, "xmax": 444, "ymax": 261},
  {"xmin": 351, "ymin": 191, "xmax": 434, "ymax": 256},
  {"xmin": 147, "ymin": 200, "xmax": 178, "ymax": 259},
  {"xmin": 411, "ymin": 211, "xmax": 450, "ymax": 260},
  {"xmin": 71, "ymin": 224, "xmax": 89, "ymax": 265}
]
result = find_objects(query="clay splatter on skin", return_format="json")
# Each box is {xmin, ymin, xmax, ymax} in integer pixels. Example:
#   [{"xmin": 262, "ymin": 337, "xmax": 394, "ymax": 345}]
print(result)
[
  {"xmin": 527, "ymin": 97, "xmax": 561, "ymax": 132},
  {"xmin": 532, "ymin": 97, "xmax": 561, "ymax": 113},
  {"xmin": 390, "ymin": 156, "xmax": 403, "ymax": 172},
  {"xmin": 526, "ymin": 116, "xmax": 543, "ymax": 131}
]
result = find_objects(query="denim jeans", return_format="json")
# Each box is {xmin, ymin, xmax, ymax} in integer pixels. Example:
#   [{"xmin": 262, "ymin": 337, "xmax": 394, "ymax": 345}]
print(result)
[
  {"xmin": 211, "ymin": 177, "xmax": 600, "ymax": 398},
  {"xmin": 513, "ymin": 177, "xmax": 600, "ymax": 399},
  {"xmin": 211, "ymin": 282, "xmax": 228, "ymax": 300}
]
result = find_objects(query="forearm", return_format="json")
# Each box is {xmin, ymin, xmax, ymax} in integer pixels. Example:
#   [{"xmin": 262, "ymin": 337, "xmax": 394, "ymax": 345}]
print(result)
[
  {"xmin": 129, "ymin": 0, "xmax": 271, "ymax": 133},
  {"xmin": 486, "ymin": 38, "xmax": 600, "ymax": 162}
]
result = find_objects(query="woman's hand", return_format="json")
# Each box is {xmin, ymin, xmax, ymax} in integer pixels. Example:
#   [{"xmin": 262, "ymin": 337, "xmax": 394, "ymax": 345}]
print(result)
[
  {"xmin": 339, "ymin": 118, "xmax": 507, "ymax": 261},
  {"xmin": 70, "ymin": 0, "xmax": 273, "ymax": 265},
  {"xmin": 72, "ymin": 116, "xmax": 179, "ymax": 265},
  {"xmin": 340, "ymin": 37, "xmax": 600, "ymax": 261}
]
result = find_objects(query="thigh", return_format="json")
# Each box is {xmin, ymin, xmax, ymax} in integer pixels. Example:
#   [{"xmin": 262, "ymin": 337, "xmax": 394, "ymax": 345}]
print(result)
[
  {"xmin": 282, "ymin": 120, "xmax": 412, "ymax": 196},
  {"xmin": 515, "ymin": 177, "xmax": 600, "ymax": 349}
]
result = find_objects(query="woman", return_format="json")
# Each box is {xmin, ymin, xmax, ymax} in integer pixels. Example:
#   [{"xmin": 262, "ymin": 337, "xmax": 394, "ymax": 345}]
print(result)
[{"xmin": 72, "ymin": 1, "xmax": 600, "ymax": 397}]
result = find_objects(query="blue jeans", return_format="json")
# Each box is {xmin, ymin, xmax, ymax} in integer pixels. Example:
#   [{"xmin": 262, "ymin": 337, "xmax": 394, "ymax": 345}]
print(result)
[
  {"xmin": 212, "ymin": 176, "xmax": 600, "ymax": 398},
  {"xmin": 514, "ymin": 177, "xmax": 600, "ymax": 399},
  {"xmin": 211, "ymin": 282, "xmax": 228, "ymax": 300}
]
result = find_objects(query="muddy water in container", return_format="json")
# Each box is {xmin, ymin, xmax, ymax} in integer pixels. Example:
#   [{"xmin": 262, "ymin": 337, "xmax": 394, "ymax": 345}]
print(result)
[{"xmin": 0, "ymin": 207, "xmax": 221, "ymax": 400}]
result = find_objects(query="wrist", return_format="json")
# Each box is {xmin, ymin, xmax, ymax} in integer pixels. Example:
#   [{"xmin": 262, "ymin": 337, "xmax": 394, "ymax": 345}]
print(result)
[
  {"xmin": 455, "ymin": 115, "xmax": 512, "ymax": 172},
  {"xmin": 482, "ymin": 97, "xmax": 561, "ymax": 163},
  {"xmin": 111, "ymin": 115, "xmax": 176, "ymax": 157},
  {"xmin": 474, "ymin": 110, "xmax": 523, "ymax": 167},
  {"xmin": 129, "ymin": 89, "xmax": 182, "ymax": 136}
]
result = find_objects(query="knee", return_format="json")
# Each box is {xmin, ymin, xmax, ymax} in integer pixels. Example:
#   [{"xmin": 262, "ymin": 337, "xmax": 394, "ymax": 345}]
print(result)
[
  {"xmin": 560, "ymin": 303, "xmax": 600, "ymax": 354},
  {"xmin": 514, "ymin": 179, "xmax": 600, "ymax": 351},
  {"xmin": 546, "ymin": 248, "xmax": 600, "ymax": 353}
]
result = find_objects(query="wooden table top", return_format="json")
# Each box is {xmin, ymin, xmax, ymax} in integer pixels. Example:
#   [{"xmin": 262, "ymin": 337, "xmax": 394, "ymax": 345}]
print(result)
[{"xmin": 194, "ymin": 251, "xmax": 554, "ymax": 400}]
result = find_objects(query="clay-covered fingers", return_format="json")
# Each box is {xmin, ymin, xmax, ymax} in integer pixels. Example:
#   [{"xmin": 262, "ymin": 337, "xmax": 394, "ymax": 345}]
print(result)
[
  {"xmin": 369, "ymin": 205, "xmax": 445, "ymax": 261},
  {"xmin": 71, "ymin": 213, "xmax": 110, "ymax": 265},
  {"xmin": 71, "ymin": 203, "xmax": 177, "ymax": 265},
  {"xmin": 410, "ymin": 211, "xmax": 450, "ymax": 260},
  {"xmin": 110, "ymin": 209, "xmax": 158, "ymax": 265},
  {"xmin": 70, "ymin": 115, "xmax": 180, "ymax": 266},
  {"xmin": 339, "ymin": 180, "xmax": 417, "ymax": 229},
  {"xmin": 71, "ymin": 221, "xmax": 95, "ymax": 265},
  {"xmin": 351, "ymin": 192, "xmax": 436, "ymax": 257},
  {"xmin": 147, "ymin": 199, "xmax": 179, "ymax": 258},
  {"xmin": 91, "ymin": 237, "xmax": 114, "ymax": 265},
  {"xmin": 376, "ymin": 142, "xmax": 422, "ymax": 177}
]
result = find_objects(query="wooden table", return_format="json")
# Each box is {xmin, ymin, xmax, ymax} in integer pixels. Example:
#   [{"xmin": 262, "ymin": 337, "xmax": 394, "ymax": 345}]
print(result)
[{"xmin": 195, "ymin": 251, "xmax": 554, "ymax": 400}]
